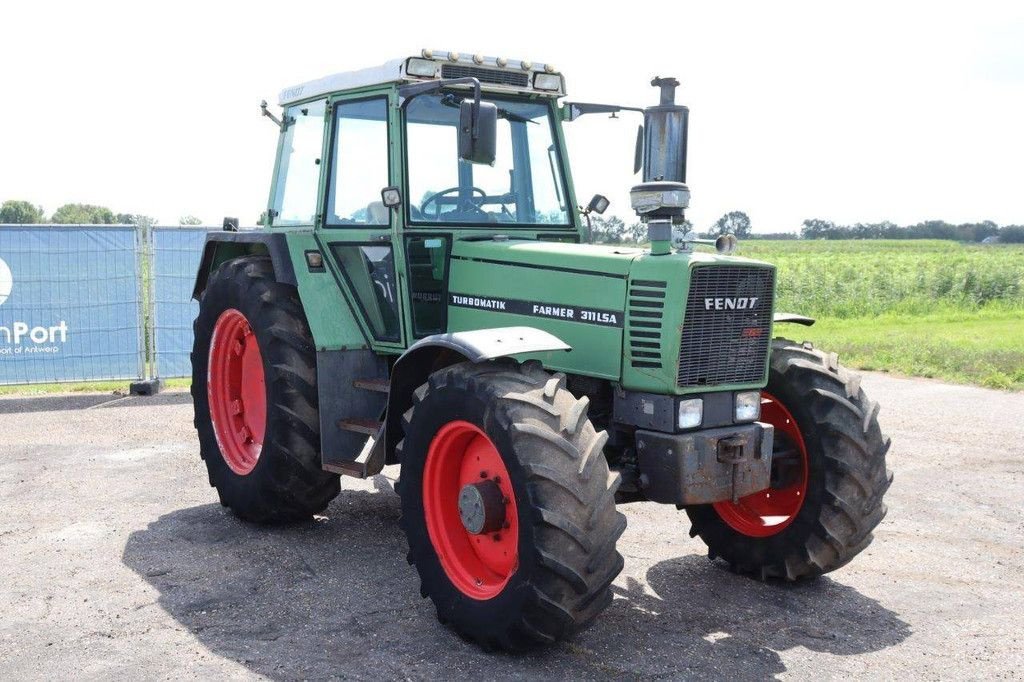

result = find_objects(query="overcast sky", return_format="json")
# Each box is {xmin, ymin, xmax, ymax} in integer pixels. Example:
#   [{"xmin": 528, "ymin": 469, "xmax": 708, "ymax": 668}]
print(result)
[{"xmin": 2, "ymin": 1, "xmax": 1022, "ymax": 231}]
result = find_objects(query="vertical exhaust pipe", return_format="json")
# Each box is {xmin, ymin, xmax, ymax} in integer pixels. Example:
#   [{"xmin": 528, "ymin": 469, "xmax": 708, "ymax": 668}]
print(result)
[{"xmin": 632, "ymin": 77, "xmax": 690, "ymax": 255}]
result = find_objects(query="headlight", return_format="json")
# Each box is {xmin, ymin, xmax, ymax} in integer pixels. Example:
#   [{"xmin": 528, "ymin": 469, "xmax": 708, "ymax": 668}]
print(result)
[
  {"xmin": 678, "ymin": 398, "xmax": 703, "ymax": 429},
  {"xmin": 534, "ymin": 73, "xmax": 562, "ymax": 91},
  {"xmin": 734, "ymin": 391, "xmax": 761, "ymax": 422},
  {"xmin": 406, "ymin": 58, "xmax": 438, "ymax": 78}
]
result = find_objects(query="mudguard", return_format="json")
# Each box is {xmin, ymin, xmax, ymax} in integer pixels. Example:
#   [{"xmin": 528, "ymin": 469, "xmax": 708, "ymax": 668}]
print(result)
[
  {"xmin": 773, "ymin": 312, "xmax": 815, "ymax": 326},
  {"xmin": 191, "ymin": 231, "xmax": 297, "ymax": 300},
  {"xmin": 383, "ymin": 327, "xmax": 571, "ymax": 462}
]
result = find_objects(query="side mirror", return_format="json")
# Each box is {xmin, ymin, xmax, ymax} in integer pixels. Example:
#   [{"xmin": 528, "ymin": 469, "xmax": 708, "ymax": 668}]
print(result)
[
  {"xmin": 586, "ymin": 194, "xmax": 610, "ymax": 215},
  {"xmin": 458, "ymin": 100, "xmax": 497, "ymax": 165}
]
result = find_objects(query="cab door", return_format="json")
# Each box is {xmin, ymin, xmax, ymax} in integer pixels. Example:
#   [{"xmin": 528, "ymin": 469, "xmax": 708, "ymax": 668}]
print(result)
[{"xmin": 316, "ymin": 90, "xmax": 407, "ymax": 351}]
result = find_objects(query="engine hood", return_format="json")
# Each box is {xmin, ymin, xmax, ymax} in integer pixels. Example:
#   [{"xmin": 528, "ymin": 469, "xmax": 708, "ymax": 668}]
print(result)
[{"xmin": 450, "ymin": 239, "xmax": 645, "ymax": 277}]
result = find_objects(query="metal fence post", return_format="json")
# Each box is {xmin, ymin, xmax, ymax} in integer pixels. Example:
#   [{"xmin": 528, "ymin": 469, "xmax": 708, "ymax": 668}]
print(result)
[{"xmin": 129, "ymin": 222, "xmax": 162, "ymax": 395}]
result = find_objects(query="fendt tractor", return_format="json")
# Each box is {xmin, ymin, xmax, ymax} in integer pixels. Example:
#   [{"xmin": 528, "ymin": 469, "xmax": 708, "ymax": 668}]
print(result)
[{"xmin": 190, "ymin": 50, "xmax": 892, "ymax": 650}]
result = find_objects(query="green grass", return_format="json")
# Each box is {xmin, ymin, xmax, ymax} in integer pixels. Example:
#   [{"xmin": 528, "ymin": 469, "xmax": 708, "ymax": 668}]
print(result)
[
  {"xmin": 784, "ymin": 310, "xmax": 1024, "ymax": 390},
  {"xmin": 741, "ymin": 240, "xmax": 1024, "ymax": 390},
  {"xmin": 0, "ymin": 377, "xmax": 190, "ymax": 397}
]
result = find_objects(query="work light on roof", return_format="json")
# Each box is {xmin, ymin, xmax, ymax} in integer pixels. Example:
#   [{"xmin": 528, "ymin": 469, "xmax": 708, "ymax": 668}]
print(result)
[
  {"xmin": 534, "ymin": 73, "xmax": 562, "ymax": 91},
  {"xmin": 406, "ymin": 58, "xmax": 438, "ymax": 77}
]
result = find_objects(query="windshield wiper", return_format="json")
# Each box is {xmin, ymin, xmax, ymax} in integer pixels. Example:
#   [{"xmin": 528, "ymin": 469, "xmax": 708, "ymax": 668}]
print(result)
[{"xmin": 439, "ymin": 94, "xmax": 536, "ymax": 124}]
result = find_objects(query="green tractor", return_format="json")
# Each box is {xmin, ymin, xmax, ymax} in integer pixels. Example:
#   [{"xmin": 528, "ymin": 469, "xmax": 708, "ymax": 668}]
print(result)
[{"xmin": 190, "ymin": 50, "xmax": 892, "ymax": 651}]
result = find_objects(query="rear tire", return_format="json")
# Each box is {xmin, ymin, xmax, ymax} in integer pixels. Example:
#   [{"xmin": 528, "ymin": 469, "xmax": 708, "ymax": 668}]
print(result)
[
  {"xmin": 397, "ymin": 360, "xmax": 626, "ymax": 650},
  {"xmin": 686, "ymin": 339, "xmax": 893, "ymax": 580},
  {"xmin": 191, "ymin": 256, "xmax": 339, "ymax": 523}
]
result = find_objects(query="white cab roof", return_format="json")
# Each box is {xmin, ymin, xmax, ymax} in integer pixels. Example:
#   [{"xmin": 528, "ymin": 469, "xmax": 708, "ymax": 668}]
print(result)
[{"xmin": 278, "ymin": 51, "xmax": 563, "ymax": 106}]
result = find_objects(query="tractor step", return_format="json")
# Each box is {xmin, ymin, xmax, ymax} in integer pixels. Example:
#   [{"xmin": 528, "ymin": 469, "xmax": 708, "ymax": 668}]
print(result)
[
  {"xmin": 322, "ymin": 428, "xmax": 385, "ymax": 479},
  {"xmin": 338, "ymin": 418, "xmax": 382, "ymax": 435},
  {"xmin": 353, "ymin": 377, "xmax": 390, "ymax": 393}
]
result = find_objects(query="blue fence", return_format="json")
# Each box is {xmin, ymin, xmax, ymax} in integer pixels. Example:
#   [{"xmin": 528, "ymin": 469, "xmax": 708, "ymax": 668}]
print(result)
[
  {"xmin": 0, "ymin": 225, "xmax": 144, "ymax": 384},
  {"xmin": 0, "ymin": 224, "xmax": 216, "ymax": 386},
  {"xmin": 152, "ymin": 227, "xmax": 212, "ymax": 378}
]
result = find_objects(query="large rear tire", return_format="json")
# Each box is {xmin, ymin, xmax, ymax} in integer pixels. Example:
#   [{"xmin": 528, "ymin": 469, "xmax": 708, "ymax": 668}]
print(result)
[
  {"xmin": 191, "ymin": 256, "xmax": 339, "ymax": 523},
  {"xmin": 686, "ymin": 339, "xmax": 893, "ymax": 580},
  {"xmin": 397, "ymin": 360, "xmax": 626, "ymax": 650}
]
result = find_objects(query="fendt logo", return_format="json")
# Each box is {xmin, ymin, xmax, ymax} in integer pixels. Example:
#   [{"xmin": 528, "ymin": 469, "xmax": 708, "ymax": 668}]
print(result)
[
  {"xmin": 0, "ymin": 256, "xmax": 69, "ymax": 353},
  {"xmin": 0, "ymin": 257, "xmax": 11, "ymax": 306},
  {"xmin": 704, "ymin": 296, "xmax": 759, "ymax": 311}
]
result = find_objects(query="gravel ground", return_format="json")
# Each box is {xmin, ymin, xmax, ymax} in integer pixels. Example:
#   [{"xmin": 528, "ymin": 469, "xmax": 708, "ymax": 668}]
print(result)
[{"xmin": 0, "ymin": 373, "xmax": 1021, "ymax": 680}]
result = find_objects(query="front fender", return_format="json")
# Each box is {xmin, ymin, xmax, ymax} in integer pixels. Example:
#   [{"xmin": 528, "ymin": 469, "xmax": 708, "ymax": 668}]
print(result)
[{"xmin": 383, "ymin": 327, "xmax": 571, "ymax": 462}]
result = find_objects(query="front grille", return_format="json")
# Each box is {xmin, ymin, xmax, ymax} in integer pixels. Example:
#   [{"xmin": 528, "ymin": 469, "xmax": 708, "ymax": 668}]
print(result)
[
  {"xmin": 677, "ymin": 266, "xmax": 775, "ymax": 387},
  {"xmin": 628, "ymin": 280, "xmax": 667, "ymax": 368},
  {"xmin": 441, "ymin": 64, "xmax": 529, "ymax": 88}
]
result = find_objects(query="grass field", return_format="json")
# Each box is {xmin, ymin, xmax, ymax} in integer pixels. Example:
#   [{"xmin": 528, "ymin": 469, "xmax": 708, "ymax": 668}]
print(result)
[{"xmin": 739, "ymin": 240, "xmax": 1024, "ymax": 389}]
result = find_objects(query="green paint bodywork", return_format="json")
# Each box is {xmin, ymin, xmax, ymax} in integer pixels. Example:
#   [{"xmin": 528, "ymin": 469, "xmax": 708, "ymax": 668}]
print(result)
[{"xmin": 209, "ymin": 79, "xmax": 777, "ymax": 397}]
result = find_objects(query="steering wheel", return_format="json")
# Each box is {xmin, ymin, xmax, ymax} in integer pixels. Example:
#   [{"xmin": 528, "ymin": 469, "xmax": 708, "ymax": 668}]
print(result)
[{"xmin": 421, "ymin": 186, "xmax": 487, "ymax": 220}]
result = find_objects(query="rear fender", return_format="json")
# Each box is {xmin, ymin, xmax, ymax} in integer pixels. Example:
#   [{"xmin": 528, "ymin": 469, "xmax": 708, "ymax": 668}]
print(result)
[{"xmin": 192, "ymin": 232, "xmax": 297, "ymax": 300}]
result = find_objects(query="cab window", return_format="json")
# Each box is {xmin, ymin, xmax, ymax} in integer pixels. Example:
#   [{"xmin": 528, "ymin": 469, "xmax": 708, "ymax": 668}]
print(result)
[
  {"xmin": 326, "ymin": 97, "xmax": 390, "ymax": 226},
  {"xmin": 271, "ymin": 100, "xmax": 326, "ymax": 226}
]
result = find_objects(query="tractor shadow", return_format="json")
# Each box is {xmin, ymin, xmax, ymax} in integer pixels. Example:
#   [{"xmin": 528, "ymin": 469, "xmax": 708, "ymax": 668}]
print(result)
[{"xmin": 123, "ymin": 481, "xmax": 910, "ymax": 680}]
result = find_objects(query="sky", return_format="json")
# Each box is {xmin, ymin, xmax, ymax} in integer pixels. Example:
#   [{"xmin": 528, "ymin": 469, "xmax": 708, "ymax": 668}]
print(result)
[{"xmin": 1, "ymin": 1, "xmax": 1022, "ymax": 232}]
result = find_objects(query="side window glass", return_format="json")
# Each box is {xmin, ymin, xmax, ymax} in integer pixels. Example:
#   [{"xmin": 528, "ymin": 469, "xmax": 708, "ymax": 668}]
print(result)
[
  {"xmin": 328, "ymin": 244, "xmax": 400, "ymax": 341},
  {"xmin": 272, "ymin": 100, "xmax": 326, "ymax": 225},
  {"xmin": 405, "ymin": 236, "xmax": 449, "ymax": 336},
  {"xmin": 327, "ymin": 98, "xmax": 390, "ymax": 226}
]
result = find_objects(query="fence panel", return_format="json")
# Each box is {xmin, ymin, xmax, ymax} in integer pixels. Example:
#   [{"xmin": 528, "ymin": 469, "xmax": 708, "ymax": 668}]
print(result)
[
  {"xmin": 0, "ymin": 225, "xmax": 144, "ymax": 385},
  {"xmin": 152, "ymin": 226, "xmax": 214, "ymax": 378}
]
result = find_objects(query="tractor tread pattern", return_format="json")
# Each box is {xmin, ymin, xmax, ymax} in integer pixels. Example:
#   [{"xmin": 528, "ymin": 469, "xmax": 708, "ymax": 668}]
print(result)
[
  {"xmin": 191, "ymin": 256, "xmax": 339, "ymax": 523},
  {"xmin": 397, "ymin": 360, "xmax": 625, "ymax": 651},
  {"xmin": 686, "ymin": 338, "xmax": 892, "ymax": 580}
]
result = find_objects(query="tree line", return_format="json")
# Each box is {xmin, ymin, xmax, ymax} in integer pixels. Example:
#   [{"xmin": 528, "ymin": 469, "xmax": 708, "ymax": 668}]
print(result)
[
  {"xmin": 591, "ymin": 211, "xmax": 1024, "ymax": 244},
  {"xmin": 799, "ymin": 218, "xmax": 1023, "ymax": 243},
  {"xmin": 0, "ymin": 199, "xmax": 202, "ymax": 227}
]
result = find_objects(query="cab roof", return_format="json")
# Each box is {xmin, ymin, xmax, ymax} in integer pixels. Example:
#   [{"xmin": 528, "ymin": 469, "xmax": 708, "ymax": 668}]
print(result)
[{"xmin": 278, "ymin": 50, "xmax": 564, "ymax": 106}]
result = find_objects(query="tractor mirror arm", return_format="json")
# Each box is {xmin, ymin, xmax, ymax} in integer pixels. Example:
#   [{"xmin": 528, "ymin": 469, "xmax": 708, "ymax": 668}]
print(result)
[
  {"xmin": 260, "ymin": 100, "xmax": 294, "ymax": 131},
  {"xmin": 562, "ymin": 102, "xmax": 644, "ymax": 122}
]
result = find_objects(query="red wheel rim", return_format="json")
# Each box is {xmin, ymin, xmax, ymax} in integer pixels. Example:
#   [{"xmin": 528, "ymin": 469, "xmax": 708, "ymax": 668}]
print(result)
[
  {"xmin": 713, "ymin": 392, "xmax": 809, "ymax": 537},
  {"xmin": 207, "ymin": 309, "xmax": 267, "ymax": 476},
  {"xmin": 422, "ymin": 421, "xmax": 519, "ymax": 600}
]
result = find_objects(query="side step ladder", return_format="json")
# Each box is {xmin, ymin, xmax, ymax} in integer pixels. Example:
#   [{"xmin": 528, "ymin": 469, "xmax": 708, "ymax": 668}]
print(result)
[{"xmin": 321, "ymin": 376, "xmax": 389, "ymax": 479}]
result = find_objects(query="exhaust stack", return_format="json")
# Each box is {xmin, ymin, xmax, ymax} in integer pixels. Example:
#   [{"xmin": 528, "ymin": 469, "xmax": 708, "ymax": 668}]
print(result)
[{"xmin": 632, "ymin": 78, "xmax": 690, "ymax": 255}]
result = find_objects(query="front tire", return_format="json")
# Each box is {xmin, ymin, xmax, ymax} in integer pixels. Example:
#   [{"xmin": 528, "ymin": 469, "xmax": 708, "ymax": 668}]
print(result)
[
  {"xmin": 686, "ymin": 339, "xmax": 893, "ymax": 580},
  {"xmin": 191, "ymin": 256, "xmax": 339, "ymax": 523},
  {"xmin": 397, "ymin": 360, "xmax": 626, "ymax": 650}
]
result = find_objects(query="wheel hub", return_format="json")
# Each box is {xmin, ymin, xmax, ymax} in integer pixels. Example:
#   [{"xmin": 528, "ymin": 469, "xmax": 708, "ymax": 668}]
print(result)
[
  {"xmin": 422, "ymin": 420, "xmax": 519, "ymax": 600},
  {"xmin": 458, "ymin": 480, "xmax": 506, "ymax": 535},
  {"xmin": 207, "ymin": 308, "xmax": 266, "ymax": 476}
]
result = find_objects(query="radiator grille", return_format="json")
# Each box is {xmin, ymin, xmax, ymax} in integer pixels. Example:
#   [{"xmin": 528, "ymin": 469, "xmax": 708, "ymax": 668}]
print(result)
[
  {"xmin": 628, "ymin": 280, "xmax": 666, "ymax": 369},
  {"xmin": 677, "ymin": 266, "xmax": 775, "ymax": 387},
  {"xmin": 441, "ymin": 64, "xmax": 530, "ymax": 88}
]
